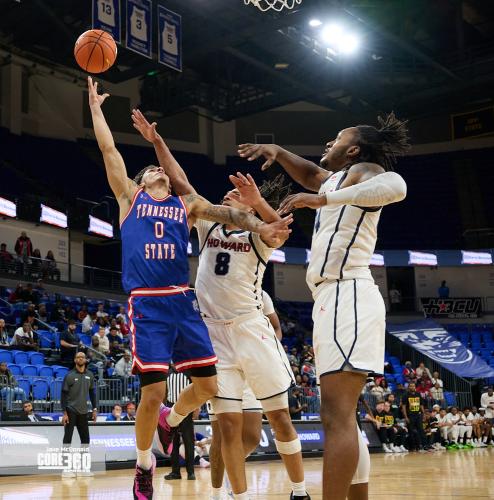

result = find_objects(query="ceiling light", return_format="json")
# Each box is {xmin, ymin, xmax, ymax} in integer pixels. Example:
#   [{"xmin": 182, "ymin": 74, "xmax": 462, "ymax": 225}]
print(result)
[
  {"xmin": 274, "ymin": 62, "xmax": 290, "ymax": 69},
  {"xmin": 321, "ymin": 23, "xmax": 343, "ymax": 45},
  {"xmin": 309, "ymin": 19, "xmax": 322, "ymax": 27},
  {"xmin": 338, "ymin": 34, "xmax": 360, "ymax": 54}
]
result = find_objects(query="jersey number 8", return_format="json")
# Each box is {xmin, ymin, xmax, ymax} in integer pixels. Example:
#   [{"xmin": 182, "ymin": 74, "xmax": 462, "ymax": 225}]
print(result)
[{"xmin": 214, "ymin": 252, "xmax": 230, "ymax": 276}]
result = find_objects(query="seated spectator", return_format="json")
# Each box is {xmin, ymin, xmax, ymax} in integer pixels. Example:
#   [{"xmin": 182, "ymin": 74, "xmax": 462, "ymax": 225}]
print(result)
[
  {"xmin": 374, "ymin": 401, "xmax": 406, "ymax": 452},
  {"xmin": 394, "ymin": 383, "xmax": 407, "ymax": 405},
  {"xmin": 82, "ymin": 312, "xmax": 96, "ymax": 333},
  {"xmin": 30, "ymin": 249, "xmax": 43, "ymax": 278},
  {"xmin": 436, "ymin": 408, "xmax": 453, "ymax": 446},
  {"xmin": 371, "ymin": 378, "xmax": 391, "ymax": 399},
  {"xmin": 36, "ymin": 303, "xmax": 49, "ymax": 324},
  {"xmin": 0, "ymin": 319, "xmax": 11, "ymax": 346},
  {"xmin": 385, "ymin": 394, "xmax": 402, "ymax": 421},
  {"xmin": 64, "ymin": 305, "xmax": 77, "ymax": 322},
  {"xmin": 116, "ymin": 317, "xmax": 129, "ymax": 339},
  {"xmin": 12, "ymin": 321, "xmax": 38, "ymax": 351},
  {"xmin": 114, "ymin": 351, "xmax": 132, "ymax": 378},
  {"xmin": 445, "ymin": 407, "xmax": 462, "ymax": 446},
  {"xmin": 123, "ymin": 402, "xmax": 136, "ymax": 421},
  {"xmin": 21, "ymin": 303, "xmax": 37, "ymax": 326},
  {"xmin": 108, "ymin": 326, "xmax": 123, "ymax": 346},
  {"xmin": 49, "ymin": 300, "xmax": 66, "ymax": 325},
  {"xmin": 42, "ymin": 250, "xmax": 60, "ymax": 280},
  {"xmin": 415, "ymin": 362, "xmax": 432, "ymax": 379},
  {"xmin": 301, "ymin": 355, "xmax": 316, "ymax": 379},
  {"xmin": 78, "ymin": 305, "xmax": 89, "ymax": 322},
  {"xmin": 96, "ymin": 303, "xmax": 108, "ymax": 319},
  {"xmin": 109, "ymin": 318, "xmax": 122, "ymax": 338},
  {"xmin": 288, "ymin": 387, "xmax": 307, "ymax": 420},
  {"xmin": 106, "ymin": 404, "xmax": 123, "ymax": 422},
  {"xmin": 109, "ymin": 340, "xmax": 125, "ymax": 359},
  {"xmin": 116, "ymin": 306, "xmax": 127, "ymax": 325},
  {"xmin": 92, "ymin": 317, "xmax": 108, "ymax": 335},
  {"xmin": 423, "ymin": 408, "xmax": 442, "ymax": 450},
  {"xmin": 416, "ymin": 373, "xmax": 433, "ymax": 400},
  {"xmin": 33, "ymin": 279, "xmax": 48, "ymax": 301},
  {"xmin": 402, "ymin": 361, "xmax": 416, "ymax": 384},
  {"xmin": 0, "ymin": 362, "xmax": 26, "ymax": 410},
  {"xmin": 15, "ymin": 231, "xmax": 33, "ymax": 274},
  {"xmin": 473, "ymin": 408, "xmax": 491, "ymax": 447},
  {"xmin": 93, "ymin": 327, "xmax": 110, "ymax": 355},
  {"xmin": 22, "ymin": 400, "xmax": 49, "ymax": 422},
  {"xmin": 87, "ymin": 337, "xmax": 106, "ymax": 379},
  {"xmin": 459, "ymin": 407, "xmax": 474, "ymax": 447},
  {"xmin": 288, "ymin": 347, "xmax": 299, "ymax": 366},
  {"xmin": 0, "ymin": 243, "xmax": 14, "ymax": 272},
  {"xmin": 21, "ymin": 283, "xmax": 37, "ymax": 304},
  {"xmin": 430, "ymin": 383, "xmax": 444, "ymax": 406},
  {"xmin": 8, "ymin": 283, "xmax": 24, "ymax": 303},
  {"xmin": 431, "ymin": 371, "xmax": 443, "ymax": 389},
  {"xmin": 294, "ymin": 374, "xmax": 302, "ymax": 385},
  {"xmin": 60, "ymin": 320, "xmax": 82, "ymax": 366}
]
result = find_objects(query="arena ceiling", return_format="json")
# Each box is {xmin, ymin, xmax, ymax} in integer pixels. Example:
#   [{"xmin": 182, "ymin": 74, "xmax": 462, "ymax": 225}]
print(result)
[{"xmin": 2, "ymin": 0, "xmax": 494, "ymax": 120}]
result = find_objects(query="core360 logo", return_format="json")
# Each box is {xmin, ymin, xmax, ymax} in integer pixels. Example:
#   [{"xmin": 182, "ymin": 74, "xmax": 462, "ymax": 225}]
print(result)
[
  {"xmin": 421, "ymin": 298, "xmax": 481, "ymax": 318},
  {"xmin": 37, "ymin": 447, "xmax": 91, "ymax": 472}
]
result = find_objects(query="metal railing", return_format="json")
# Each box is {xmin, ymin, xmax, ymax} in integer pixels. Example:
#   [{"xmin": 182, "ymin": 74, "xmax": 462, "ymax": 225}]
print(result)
[{"xmin": 288, "ymin": 385, "xmax": 320, "ymax": 415}]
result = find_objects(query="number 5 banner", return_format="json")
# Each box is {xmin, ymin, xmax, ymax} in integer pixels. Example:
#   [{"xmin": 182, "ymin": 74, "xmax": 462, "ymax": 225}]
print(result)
[
  {"xmin": 126, "ymin": 0, "xmax": 152, "ymax": 58},
  {"xmin": 158, "ymin": 5, "xmax": 182, "ymax": 72},
  {"xmin": 93, "ymin": 0, "xmax": 121, "ymax": 43}
]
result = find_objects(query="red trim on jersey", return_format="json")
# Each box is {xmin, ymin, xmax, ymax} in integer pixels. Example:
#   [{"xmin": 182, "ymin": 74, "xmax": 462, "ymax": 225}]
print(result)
[
  {"xmin": 174, "ymin": 355, "xmax": 218, "ymax": 371},
  {"xmin": 147, "ymin": 192, "xmax": 172, "ymax": 202},
  {"xmin": 178, "ymin": 196, "xmax": 189, "ymax": 216},
  {"xmin": 130, "ymin": 285, "xmax": 189, "ymax": 297},
  {"xmin": 120, "ymin": 188, "xmax": 143, "ymax": 228}
]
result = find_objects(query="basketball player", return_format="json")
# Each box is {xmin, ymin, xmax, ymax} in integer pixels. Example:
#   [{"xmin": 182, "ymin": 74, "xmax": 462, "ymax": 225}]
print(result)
[
  {"xmin": 131, "ymin": 109, "xmax": 309, "ymax": 500},
  {"xmin": 238, "ymin": 114, "xmax": 409, "ymax": 500},
  {"xmin": 88, "ymin": 77, "xmax": 291, "ymax": 500}
]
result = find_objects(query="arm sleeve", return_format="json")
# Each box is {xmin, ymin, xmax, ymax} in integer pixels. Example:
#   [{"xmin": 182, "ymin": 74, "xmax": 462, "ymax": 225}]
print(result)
[
  {"xmin": 89, "ymin": 387, "xmax": 97, "ymax": 410},
  {"xmin": 325, "ymin": 171, "xmax": 407, "ymax": 208},
  {"xmin": 61, "ymin": 375, "xmax": 70, "ymax": 410}
]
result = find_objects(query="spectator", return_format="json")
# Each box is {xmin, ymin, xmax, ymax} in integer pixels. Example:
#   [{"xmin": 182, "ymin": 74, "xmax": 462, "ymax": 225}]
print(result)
[
  {"xmin": 388, "ymin": 283, "xmax": 402, "ymax": 312},
  {"xmin": 430, "ymin": 383, "xmax": 445, "ymax": 406},
  {"xmin": 64, "ymin": 305, "xmax": 77, "ymax": 322},
  {"xmin": 86, "ymin": 337, "xmax": 106, "ymax": 380},
  {"xmin": 123, "ymin": 402, "xmax": 136, "ymax": 421},
  {"xmin": 60, "ymin": 320, "xmax": 82, "ymax": 366},
  {"xmin": 21, "ymin": 283, "xmax": 37, "ymax": 304},
  {"xmin": 8, "ymin": 283, "xmax": 24, "ymax": 303},
  {"xmin": 435, "ymin": 408, "xmax": 452, "ymax": 446},
  {"xmin": 33, "ymin": 279, "xmax": 48, "ymax": 301},
  {"xmin": 422, "ymin": 408, "xmax": 441, "ymax": 449},
  {"xmin": 106, "ymin": 404, "xmax": 123, "ymax": 422},
  {"xmin": 301, "ymin": 355, "xmax": 316, "ymax": 379},
  {"xmin": 475, "ymin": 408, "xmax": 491, "ymax": 446},
  {"xmin": 0, "ymin": 243, "xmax": 14, "ymax": 272},
  {"xmin": 109, "ymin": 340, "xmax": 125, "ymax": 359},
  {"xmin": 114, "ymin": 351, "xmax": 132, "ymax": 378},
  {"xmin": 401, "ymin": 382, "xmax": 427, "ymax": 451},
  {"xmin": 93, "ymin": 327, "xmax": 110, "ymax": 355},
  {"xmin": 82, "ymin": 312, "xmax": 95, "ymax": 334},
  {"xmin": 394, "ymin": 383, "xmax": 407, "ymax": 405},
  {"xmin": 0, "ymin": 362, "xmax": 26, "ymax": 410},
  {"xmin": 438, "ymin": 280, "xmax": 450, "ymax": 298},
  {"xmin": 402, "ymin": 361, "xmax": 416, "ymax": 384},
  {"xmin": 21, "ymin": 303, "xmax": 37, "ymax": 325},
  {"xmin": 385, "ymin": 394, "xmax": 401, "ymax": 420},
  {"xmin": 14, "ymin": 231, "xmax": 33, "ymax": 273},
  {"xmin": 108, "ymin": 326, "xmax": 123, "ymax": 344},
  {"xmin": 288, "ymin": 387, "xmax": 307, "ymax": 420},
  {"xmin": 92, "ymin": 317, "xmax": 108, "ymax": 335},
  {"xmin": 372, "ymin": 378, "xmax": 391, "ymax": 399},
  {"xmin": 12, "ymin": 321, "xmax": 38, "ymax": 351},
  {"xmin": 78, "ymin": 305, "xmax": 89, "ymax": 322},
  {"xmin": 444, "ymin": 407, "xmax": 462, "ymax": 447},
  {"xmin": 22, "ymin": 400, "xmax": 49, "ymax": 422},
  {"xmin": 431, "ymin": 371, "xmax": 443, "ymax": 389},
  {"xmin": 116, "ymin": 306, "xmax": 127, "ymax": 325},
  {"xmin": 96, "ymin": 303, "xmax": 108, "ymax": 319},
  {"xmin": 373, "ymin": 401, "xmax": 395, "ymax": 452},
  {"xmin": 480, "ymin": 386, "xmax": 494, "ymax": 419},
  {"xmin": 416, "ymin": 373, "xmax": 433, "ymax": 399},
  {"xmin": 42, "ymin": 250, "xmax": 60, "ymax": 280},
  {"xmin": 36, "ymin": 303, "xmax": 49, "ymax": 324},
  {"xmin": 116, "ymin": 317, "xmax": 129, "ymax": 339},
  {"xmin": 415, "ymin": 362, "xmax": 432, "ymax": 379},
  {"xmin": 288, "ymin": 347, "xmax": 299, "ymax": 366},
  {"xmin": 459, "ymin": 407, "xmax": 474, "ymax": 447},
  {"xmin": 0, "ymin": 319, "xmax": 10, "ymax": 345},
  {"xmin": 30, "ymin": 249, "xmax": 43, "ymax": 278}
]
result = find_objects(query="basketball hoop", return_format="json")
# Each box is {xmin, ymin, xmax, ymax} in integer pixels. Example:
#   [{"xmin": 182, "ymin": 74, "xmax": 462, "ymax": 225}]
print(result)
[{"xmin": 244, "ymin": 0, "xmax": 302, "ymax": 12}]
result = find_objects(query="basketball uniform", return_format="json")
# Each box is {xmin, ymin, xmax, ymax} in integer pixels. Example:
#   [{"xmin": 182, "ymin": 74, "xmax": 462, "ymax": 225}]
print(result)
[
  {"xmin": 194, "ymin": 220, "xmax": 293, "ymax": 406},
  {"xmin": 162, "ymin": 22, "xmax": 178, "ymax": 56},
  {"xmin": 307, "ymin": 170, "xmax": 386, "ymax": 377},
  {"xmin": 98, "ymin": 0, "xmax": 116, "ymax": 27},
  {"xmin": 121, "ymin": 189, "xmax": 216, "ymax": 374},
  {"xmin": 130, "ymin": 7, "xmax": 148, "ymax": 42}
]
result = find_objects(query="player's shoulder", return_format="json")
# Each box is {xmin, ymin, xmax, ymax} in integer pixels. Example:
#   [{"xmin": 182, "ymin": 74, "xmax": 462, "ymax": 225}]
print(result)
[{"xmin": 349, "ymin": 162, "xmax": 386, "ymax": 175}]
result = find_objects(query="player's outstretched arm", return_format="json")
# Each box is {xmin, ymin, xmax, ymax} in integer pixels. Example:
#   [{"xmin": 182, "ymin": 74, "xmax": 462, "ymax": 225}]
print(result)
[
  {"xmin": 88, "ymin": 77, "xmax": 135, "ymax": 203},
  {"xmin": 238, "ymin": 143, "xmax": 329, "ymax": 192},
  {"xmin": 131, "ymin": 109, "xmax": 196, "ymax": 196},
  {"xmin": 182, "ymin": 193, "xmax": 292, "ymax": 248}
]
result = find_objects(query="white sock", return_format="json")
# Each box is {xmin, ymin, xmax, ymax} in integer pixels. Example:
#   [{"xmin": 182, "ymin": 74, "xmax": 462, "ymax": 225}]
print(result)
[
  {"xmin": 291, "ymin": 480, "xmax": 306, "ymax": 497},
  {"xmin": 166, "ymin": 406, "xmax": 186, "ymax": 428},
  {"xmin": 136, "ymin": 446, "xmax": 153, "ymax": 470},
  {"xmin": 233, "ymin": 492, "xmax": 249, "ymax": 499},
  {"xmin": 210, "ymin": 487, "xmax": 223, "ymax": 500}
]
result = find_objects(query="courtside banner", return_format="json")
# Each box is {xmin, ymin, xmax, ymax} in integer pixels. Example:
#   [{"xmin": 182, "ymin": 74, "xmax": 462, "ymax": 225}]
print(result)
[
  {"xmin": 158, "ymin": 5, "xmax": 182, "ymax": 71},
  {"xmin": 40, "ymin": 204, "xmax": 67, "ymax": 229},
  {"xmin": 387, "ymin": 319, "xmax": 494, "ymax": 378},
  {"xmin": 88, "ymin": 215, "xmax": 113, "ymax": 238},
  {"xmin": 0, "ymin": 196, "xmax": 16, "ymax": 217},
  {"xmin": 126, "ymin": 0, "xmax": 152, "ymax": 58},
  {"xmin": 93, "ymin": 0, "xmax": 121, "ymax": 42},
  {"xmin": 420, "ymin": 297, "xmax": 482, "ymax": 319}
]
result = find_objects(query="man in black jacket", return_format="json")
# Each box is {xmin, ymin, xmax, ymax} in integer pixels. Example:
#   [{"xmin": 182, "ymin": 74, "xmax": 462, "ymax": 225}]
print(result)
[{"xmin": 22, "ymin": 401, "xmax": 49, "ymax": 422}]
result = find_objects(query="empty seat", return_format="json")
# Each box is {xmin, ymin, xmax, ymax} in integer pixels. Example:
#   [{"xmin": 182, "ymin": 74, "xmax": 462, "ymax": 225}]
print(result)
[
  {"xmin": 15, "ymin": 377, "xmax": 31, "ymax": 398},
  {"xmin": 22, "ymin": 364, "xmax": 39, "ymax": 376},
  {"xmin": 29, "ymin": 352, "xmax": 45, "ymax": 365},
  {"xmin": 32, "ymin": 379, "xmax": 49, "ymax": 400},
  {"xmin": 50, "ymin": 379, "xmax": 63, "ymax": 401},
  {"xmin": 13, "ymin": 352, "xmax": 29, "ymax": 364},
  {"xmin": 0, "ymin": 350, "xmax": 13, "ymax": 363},
  {"xmin": 54, "ymin": 367, "xmax": 69, "ymax": 379},
  {"xmin": 7, "ymin": 363, "xmax": 22, "ymax": 375},
  {"xmin": 38, "ymin": 366, "xmax": 54, "ymax": 378}
]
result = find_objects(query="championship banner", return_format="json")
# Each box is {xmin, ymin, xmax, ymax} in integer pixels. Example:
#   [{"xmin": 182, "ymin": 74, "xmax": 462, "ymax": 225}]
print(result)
[
  {"xmin": 387, "ymin": 319, "xmax": 494, "ymax": 379},
  {"xmin": 93, "ymin": 0, "xmax": 121, "ymax": 42},
  {"xmin": 158, "ymin": 5, "xmax": 182, "ymax": 72},
  {"xmin": 126, "ymin": 0, "xmax": 152, "ymax": 58},
  {"xmin": 420, "ymin": 297, "xmax": 482, "ymax": 319}
]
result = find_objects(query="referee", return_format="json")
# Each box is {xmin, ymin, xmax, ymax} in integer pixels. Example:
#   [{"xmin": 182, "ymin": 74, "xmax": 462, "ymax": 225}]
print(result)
[
  {"xmin": 164, "ymin": 367, "xmax": 195, "ymax": 481},
  {"xmin": 61, "ymin": 351, "xmax": 97, "ymax": 476}
]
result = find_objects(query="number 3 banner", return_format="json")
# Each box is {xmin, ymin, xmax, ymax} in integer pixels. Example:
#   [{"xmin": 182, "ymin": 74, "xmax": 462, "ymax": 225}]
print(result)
[
  {"xmin": 126, "ymin": 0, "xmax": 152, "ymax": 58},
  {"xmin": 93, "ymin": 0, "xmax": 121, "ymax": 43},
  {"xmin": 158, "ymin": 5, "xmax": 182, "ymax": 72}
]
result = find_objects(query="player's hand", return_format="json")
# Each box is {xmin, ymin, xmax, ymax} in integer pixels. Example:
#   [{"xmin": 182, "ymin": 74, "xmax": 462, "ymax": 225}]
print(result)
[
  {"xmin": 238, "ymin": 144, "xmax": 280, "ymax": 171},
  {"xmin": 228, "ymin": 172, "xmax": 262, "ymax": 207},
  {"xmin": 278, "ymin": 193, "xmax": 325, "ymax": 215},
  {"xmin": 131, "ymin": 109, "xmax": 160, "ymax": 143},
  {"xmin": 62, "ymin": 413, "xmax": 69, "ymax": 426},
  {"xmin": 92, "ymin": 409, "xmax": 98, "ymax": 422},
  {"xmin": 259, "ymin": 215, "xmax": 293, "ymax": 247},
  {"xmin": 87, "ymin": 76, "xmax": 109, "ymax": 108}
]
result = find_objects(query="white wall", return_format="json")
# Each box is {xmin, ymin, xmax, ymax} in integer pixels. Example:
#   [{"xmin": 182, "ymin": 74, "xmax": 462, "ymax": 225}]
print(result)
[{"xmin": 273, "ymin": 264, "xmax": 312, "ymax": 302}]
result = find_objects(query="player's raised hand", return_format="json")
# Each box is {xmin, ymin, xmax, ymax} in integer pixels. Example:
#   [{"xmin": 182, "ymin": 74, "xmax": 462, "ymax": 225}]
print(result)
[
  {"xmin": 259, "ymin": 214, "xmax": 293, "ymax": 247},
  {"xmin": 87, "ymin": 76, "xmax": 110, "ymax": 108},
  {"xmin": 131, "ymin": 109, "xmax": 160, "ymax": 143},
  {"xmin": 228, "ymin": 172, "xmax": 262, "ymax": 207},
  {"xmin": 278, "ymin": 193, "xmax": 325, "ymax": 215},
  {"xmin": 238, "ymin": 144, "xmax": 280, "ymax": 171}
]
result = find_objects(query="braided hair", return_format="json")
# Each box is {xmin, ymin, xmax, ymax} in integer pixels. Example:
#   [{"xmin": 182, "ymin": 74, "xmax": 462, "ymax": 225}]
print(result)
[
  {"xmin": 258, "ymin": 174, "xmax": 292, "ymax": 210},
  {"xmin": 355, "ymin": 112, "xmax": 411, "ymax": 171}
]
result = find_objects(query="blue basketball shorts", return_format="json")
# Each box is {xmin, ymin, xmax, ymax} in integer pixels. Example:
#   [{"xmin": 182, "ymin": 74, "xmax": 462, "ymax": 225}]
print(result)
[{"xmin": 127, "ymin": 285, "xmax": 217, "ymax": 374}]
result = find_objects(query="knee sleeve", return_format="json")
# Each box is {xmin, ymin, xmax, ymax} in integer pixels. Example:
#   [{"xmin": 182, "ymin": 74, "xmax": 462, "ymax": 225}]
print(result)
[
  {"xmin": 212, "ymin": 397, "xmax": 242, "ymax": 414},
  {"xmin": 351, "ymin": 425, "xmax": 370, "ymax": 485},
  {"xmin": 260, "ymin": 392, "xmax": 288, "ymax": 412},
  {"xmin": 274, "ymin": 438, "xmax": 301, "ymax": 455}
]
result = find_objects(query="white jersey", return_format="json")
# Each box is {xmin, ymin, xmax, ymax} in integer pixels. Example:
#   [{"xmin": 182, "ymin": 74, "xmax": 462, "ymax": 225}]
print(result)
[
  {"xmin": 306, "ymin": 170, "xmax": 381, "ymax": 293},
  {"xmin": 262, "ymin": 290, "xmax": 275, "ymax": 316},
  {"xmin": 195, "ymin": 220, "xmax": 273, "ymax": 320},
  {"xmin": 162, "ymin": 22, "xmax": 178, "ymax": 56},
  {"xmin": 480, "ymin": 392, "xmax": 494, "ymax": 418},
  {"xmin": 130, "ymin": 7, "xmax": 148, "ymax": 42},
  {"xmin": 98, "ymin": 0, "xmax": 116, "ymax": 27}
]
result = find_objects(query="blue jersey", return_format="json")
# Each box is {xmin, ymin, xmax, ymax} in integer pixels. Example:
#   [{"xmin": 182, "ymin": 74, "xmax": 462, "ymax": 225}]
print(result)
[{"xmin": 121, "ymin": 189, "xmax": 190, "ymax": 293}]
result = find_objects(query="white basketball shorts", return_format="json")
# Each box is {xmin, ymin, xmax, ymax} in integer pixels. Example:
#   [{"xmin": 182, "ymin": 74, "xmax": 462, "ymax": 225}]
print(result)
[
  {"xmin": 312, "ymin": 278, "xmax": 386, "ymax": 377},
  {"xmin": 207, "ymin": 383, "xmax": 262, "ymax": 421},
  {"xmin": 204, "ymin": 311, "xmax": 294, "ymax": 403}
]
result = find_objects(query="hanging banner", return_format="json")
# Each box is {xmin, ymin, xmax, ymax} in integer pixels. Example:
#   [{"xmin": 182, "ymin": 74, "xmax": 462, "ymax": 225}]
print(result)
[
  {"xmin": 126, "ymin": 0, "xmax": 152, "ymax": 58},
  {"xmin": 420, "ymin": 297, "xmax": 482, "ymax": 319},
  {"xmin": 387, "ymin": 320, "xmax": 494, "ymax": 378},
  {"xmin": 158, "ymin": 5, "xmax": 182, "ymax": 71},
  {"xmin": 93, "ymin": 0, "xmax": 121, "ymax": 42}
]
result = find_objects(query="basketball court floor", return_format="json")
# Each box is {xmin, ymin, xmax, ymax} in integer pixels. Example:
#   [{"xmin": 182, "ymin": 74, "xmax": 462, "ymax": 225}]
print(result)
[{"xmin": 0, "ymin": 450, "xmax": 492, "ymax": 499}]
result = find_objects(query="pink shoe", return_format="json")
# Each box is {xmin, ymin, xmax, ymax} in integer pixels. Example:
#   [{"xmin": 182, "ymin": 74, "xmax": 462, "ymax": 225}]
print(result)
[
  {"xmin": 133, "ymin": 453, "xmax": 156, "ymax": 499},
  {"xmin": 157, "ymin": 405, "xmax": 176, "ymax": 452}
]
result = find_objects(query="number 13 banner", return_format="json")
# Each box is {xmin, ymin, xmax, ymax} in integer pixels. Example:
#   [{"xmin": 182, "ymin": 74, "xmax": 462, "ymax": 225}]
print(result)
[
  {"xmin": 93, "ymin": 0, "xmax": 121, "ymax": 43},
  {"xmin": 126, "ymin": 0, "xmax": 152, "ymax": 58},
  {"xmin": 158, "ymin": 5, "xmax": 182, "ymax": 72}
]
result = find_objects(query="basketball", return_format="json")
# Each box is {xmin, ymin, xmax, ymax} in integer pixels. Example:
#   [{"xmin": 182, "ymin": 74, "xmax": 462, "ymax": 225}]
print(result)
[{"xmin": 74, "ymin": 29, "xmax": 117, "ymax": 74}]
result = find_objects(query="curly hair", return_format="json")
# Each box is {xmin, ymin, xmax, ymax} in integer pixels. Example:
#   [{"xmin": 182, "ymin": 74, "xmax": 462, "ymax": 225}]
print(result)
[
  {"xmin": 258, "ymin": 174, "xmax": 292, "ymax": 210},
  {"xmin": 355, "ymin": 112, "xmax": 411, "ymax": 171}
]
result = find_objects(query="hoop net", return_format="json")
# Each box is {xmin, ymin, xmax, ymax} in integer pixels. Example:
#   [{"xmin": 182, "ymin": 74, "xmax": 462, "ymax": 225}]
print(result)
[{"xmin": 244, "ymin": 0, "xmax": 302, "ymax": 12}]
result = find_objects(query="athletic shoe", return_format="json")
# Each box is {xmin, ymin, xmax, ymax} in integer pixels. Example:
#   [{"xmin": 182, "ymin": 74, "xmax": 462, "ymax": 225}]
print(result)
[
  {"xmin": 383, "ymin": 444, "xmax": 392, "ymax": 453},
  {"xmin": 157, "ymin": 405, "xmax": 176, "ymax": 452},
  {"xmin": 61, "ymin": 470, "xmax": 76, "ymax": 478},
  {"xmin": 392, "ymin": 445, "xmax": 402, "ymax": 453},
  {"xmin": 199, "ymin": 458, "xmax": 210, "ymax": 468},
  {"xmin": 164, "ymin": 472, "xmax": 182, "ymax": 480},
  {"xmin": 478, "ymin": 441, "xmax": 488, "ymax": 448},
  {"xmin": 290, "ymin": 494, "xmax": 311, "ymax": 499},
  {"xmin": 133, "ymin": 453, "xmax": 156, "ymax": 500},
  {"xmin": 188, "ymin": 473, "xmax": 196, "ymax": 480},
  {"xmin": 399, "ymin": 445, "xmax": 408, "ymax": 453}
]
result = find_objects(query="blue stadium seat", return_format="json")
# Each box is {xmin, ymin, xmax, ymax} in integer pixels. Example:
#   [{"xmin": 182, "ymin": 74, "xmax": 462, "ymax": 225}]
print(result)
[
  {"xmin": 15, "ymin": 377, "xmax": 31, "ymax": 398},
  {"xmin": 79, "ymin": 334, "xmax": 92, "ymax": 346},
  {"xmin": 32, "ymin": 379, "xmax": 49, "ymax": 400},
  {"xmin": 50, "ymin": 379, "xmax": 63, "ymax": 401},
  {"xmin": 37, "ymin": 330, "xmax": 53, "ymax": 349},
  {"xmin": 0, "ymin": 350, "xmax": 13, "ymax": 363},
  {"xmin": 29, "ymin": 352, "xmax": 45, "ymax": 365},
  {"xmin": 22, "ymin": 364, "xmax": 38, "ymax": 377},
  {"xmin": 14, "ymin": 352, "xmax": 29, "ymax": 364},
  {"xmin": 54, "ymin": 367, "xmax": 69, "ymax": 379},
  {"xmin": 7, "ymin": 363, "xmax": 21, "ymax": 375},
  {"xmin": 38, "ymin": 366, "xmax": 54, "ymax": 378},
  {"xmin": 444, "ymin": 391, "xmax": 456, "ymax": 406}
]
